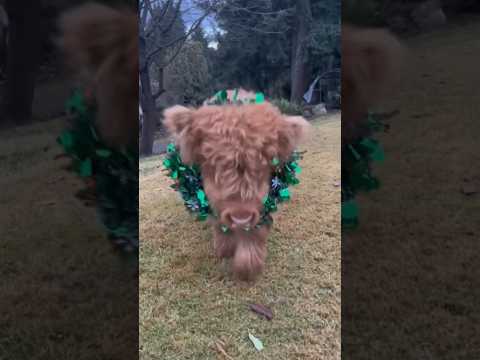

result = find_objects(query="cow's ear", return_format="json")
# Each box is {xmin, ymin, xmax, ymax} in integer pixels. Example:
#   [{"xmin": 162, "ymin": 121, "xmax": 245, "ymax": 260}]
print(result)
[
  {"xmin": 277, "ymin": 116, "xmax": 311, "ymax": 160},
  {"xmin": 163, "ymin": 106, "xmax": 193, "ymax": 136},
  {"xmin": 163, "ymin": 105, "xmax": 198, "ymax": 165}
]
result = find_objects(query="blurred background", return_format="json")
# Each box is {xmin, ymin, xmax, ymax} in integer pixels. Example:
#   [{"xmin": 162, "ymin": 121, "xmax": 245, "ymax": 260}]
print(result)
[
  {"xmin": 139, "ymin": 0, "xmax": 341, "ymax": 156},
  {"xmin": 0, "ymin": 0, "xmax": 136, "ymax": 127},
  {"xmin": 343, "ymin": 0, "xmax": 480, "ymax": 30}
]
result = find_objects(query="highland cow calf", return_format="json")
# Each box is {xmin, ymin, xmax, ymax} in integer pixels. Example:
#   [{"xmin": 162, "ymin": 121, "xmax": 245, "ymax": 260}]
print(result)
[
  {"xmin": 342, "ymin": 24, "xmax": 407, "ymax": 145},
  {"xmin": 57, "ymin": 3, "xmax": 138, "ymax": 149},
  {"xmin": 164, "ymin": 102, "xmax": 310, "ymax": 281}
]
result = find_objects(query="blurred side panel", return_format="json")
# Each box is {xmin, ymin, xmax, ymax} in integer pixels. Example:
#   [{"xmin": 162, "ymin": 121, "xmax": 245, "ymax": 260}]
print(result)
[
  {"xmin": 342, "ymin": 1, "xmax": 480, "ymax": 358},
  {"xmin": 0, "ymin": 1, "xmax": 139, "ymax": 359}
]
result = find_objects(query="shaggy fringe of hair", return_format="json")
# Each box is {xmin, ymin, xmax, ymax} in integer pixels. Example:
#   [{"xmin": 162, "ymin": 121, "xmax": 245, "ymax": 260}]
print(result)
[
  {"xmin": 213, "ymin": 218, "xmax": 271, "ymax": 281},
  {"xmin": 165, "ymin": 102, "xmax": 308, "ymax": 201}
]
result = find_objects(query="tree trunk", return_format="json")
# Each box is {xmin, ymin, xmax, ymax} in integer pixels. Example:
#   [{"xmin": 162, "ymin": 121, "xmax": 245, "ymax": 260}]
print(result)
[
  {"xmin": 290, "ymin": 0, "xmax": 312, "ymax": 104},
  {"xmin": 139, "ymin": 31, "xmax": 158, "ymax": 156},
  {"xmin": 0, "ymin": 4, "xmax": 8, "ymax": 78},
  {"xmin": 139, "ymin": 67, "xmax": 157, "ymax": 156},
  {"xmin": 3, "ymin": 0, "xmax": 43, "ymax": 125}
]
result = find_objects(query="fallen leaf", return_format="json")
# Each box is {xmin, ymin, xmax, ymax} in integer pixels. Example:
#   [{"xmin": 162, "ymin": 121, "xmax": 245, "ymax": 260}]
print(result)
[
  {"xmin": 39, "ymin": 201, "xmax": 56, "ymax": 206},
  {"xmin": 60, "ymin": 163, "xmax": 74, "ymax": 171},
  {"xmin": 215, "ymin": 341, "xmax": 234, "ymax": 360},
  {"xmin": 75, "ymin": 188, "xmax": 96, "ymax": 201},
  {"xmin": 461, "ymin": 183, "xmax": 478, "ymax": 196},
  {"xmin": 47, "ymin": 176, "xmax": 65, "ymax": 184},
  {"xmin": 248, "ymin": 333, "xmax": 264, "ymax": 351},
  {"xmin": 53, "ymin": 153, "xmax": 69, "ymax": 160},
  {"xmin": 248, "ymin": 303, "xmax": 273, "ymax": 320}
]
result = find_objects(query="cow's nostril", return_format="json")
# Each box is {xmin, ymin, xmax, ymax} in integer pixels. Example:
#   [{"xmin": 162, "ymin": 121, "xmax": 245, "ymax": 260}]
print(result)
[
  {"xmin": 223, "ymin": 207, "xmax": 261, "ymax": 230},
  {"xmin": 230, "ymin": 214, "xmax": 253, "ymax": 225}
]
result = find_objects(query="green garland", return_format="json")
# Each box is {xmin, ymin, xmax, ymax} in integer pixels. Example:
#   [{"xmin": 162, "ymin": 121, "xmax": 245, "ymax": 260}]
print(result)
[
  {"xmin": 341, "ymin": 113, "xmax": 388, "ymax": 230},
  {"xmin": 205, "ymin": 89, "xmax": 266, "ymax": 106},
  {"xmin": 163, "ymin": 144, "xmax": 303, "ymax": 231},
  {"xmin": 57, "ymin": 89, "xmax": 139, "ymax": 253},
  {"xmin": 163, "ymin": 89, "xmax": 303, "ymax": 232}
]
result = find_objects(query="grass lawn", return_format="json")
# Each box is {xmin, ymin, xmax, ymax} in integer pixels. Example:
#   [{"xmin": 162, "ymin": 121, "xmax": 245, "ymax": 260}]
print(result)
[{"xmin": 140, "ymin": 114, "xmax": 341, "ymax": 359}]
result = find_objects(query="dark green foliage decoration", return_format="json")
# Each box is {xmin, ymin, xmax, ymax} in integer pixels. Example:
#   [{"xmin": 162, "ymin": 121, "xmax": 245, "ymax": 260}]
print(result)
[
  {"xmin": 163, "ymin": 144, "xmax": 303, "ymax": 232},
  {"xmin": 258, "ymin": 150, "xmax": 304, "ymax": 227},
  {"xmin": 341, "ymin": 112, "xmax": 388, "ymax": 230},
  {"xmin": 162, "ymin": 143, "xmax": 210, "ymax": 222},
  {"xmin": 204, "ymin": 88, "xmax": 266, "ymax": 106},
  {"xmin": 163, "ymin": 89, "xmax": 303, "ymax": 232},
  {"xmin": 57, "ymin": 89, "xmax": 139, "ymax": 254}
]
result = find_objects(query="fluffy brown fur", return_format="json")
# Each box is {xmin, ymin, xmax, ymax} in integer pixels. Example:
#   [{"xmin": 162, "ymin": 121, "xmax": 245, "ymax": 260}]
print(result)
[
  {"xmin": 57, "ymin": 2, "xmax": 138, "ymax": 149},
  {"xmin": 164, "ymin": 102, "xmax": 310, "ymax": 281},
  {"xmin": 342, "ymin": 24, "xmax": 407, "ymax": 144}
]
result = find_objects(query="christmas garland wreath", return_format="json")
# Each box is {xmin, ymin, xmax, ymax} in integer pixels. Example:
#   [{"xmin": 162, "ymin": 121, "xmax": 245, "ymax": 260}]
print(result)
[
  {"xmin": 163, "ymin": 89, "xmax": 304, "ymax": 232},
  {"xmin": 341, "ymin": 113, "xmax": 389, "ymax": 230},
  {"xmin": 57, "ymin": 89, "xmax": 139, "ymax": 254}
]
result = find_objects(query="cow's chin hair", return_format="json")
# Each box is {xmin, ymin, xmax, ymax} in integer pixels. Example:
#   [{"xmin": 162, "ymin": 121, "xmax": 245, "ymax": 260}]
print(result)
[{"xmin": 212, "ymin": 217, "xmax": 272, "ymax": 282}]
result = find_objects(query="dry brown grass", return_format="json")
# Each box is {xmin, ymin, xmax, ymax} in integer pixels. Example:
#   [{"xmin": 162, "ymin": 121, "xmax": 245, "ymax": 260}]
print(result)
[
  {"xmin": 0, "ymin": 119, "xmax": 137, "ymax": 360},
  {"xmin": 140, "ymin": 114, "xmax": 341, "ymax": 359},
  {"xmin": 343, "ymin": 16, "xmax": 480, "ymax": 358}
]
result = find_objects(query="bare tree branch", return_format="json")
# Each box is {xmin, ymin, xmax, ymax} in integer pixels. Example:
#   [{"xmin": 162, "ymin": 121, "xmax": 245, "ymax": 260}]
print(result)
[
  {"xmin": 223, "ymin": 4, "xmax": 294, "ymax": 16},
  {"xmin": 161, "ymin": 39, "xmax": 186, "ymax": 67},
  {"xmin": 153, "ymin": 88, "xmax": 166, "ymax": 100},
  {"xmin": 144, "ymin": 10, "xmax": 210, "ymax": 69},
  {"xmin": 160, "ymin": 0, "xmax": 182, "ymax": 35},
  {"xmin": 144, "ymin": 0, "xmax": 154, "ymax": 13},
  {"xmin": 156, "ymin": 0, "xmax": 174, "ymax": 26},
  {"xmin": 210, "ymin": 2, "xmax": 293, "ymax": 36},
  {"xmin": 226, "ymin": 20, "xmax": 289, "ymax": 34},
  {"xmin": 145, "ymin": 0, "xmax": 174, "ymax": 38},
  {"xmin": 140, "ymin": 0, "xmax": 150, "ymax": 31}
]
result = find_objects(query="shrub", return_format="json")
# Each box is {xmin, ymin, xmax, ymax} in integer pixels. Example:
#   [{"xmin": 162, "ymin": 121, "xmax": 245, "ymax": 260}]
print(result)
[{"xmin": 271, "ymin": 98, "xmax": 303, "ymax": 116}]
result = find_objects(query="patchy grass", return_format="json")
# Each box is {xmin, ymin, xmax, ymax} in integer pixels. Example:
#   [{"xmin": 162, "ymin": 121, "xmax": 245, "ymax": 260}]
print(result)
[
  {"xmin": 0, "ymin": 119, "xmax": 137, "ymax": 360},
  {"xmin": 140, "ymin": 114, "xmax": 341, "ymax": 359},
  {"xmin": 343, "ymin": 16, "xmax": 480, "ymax": 358}
]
